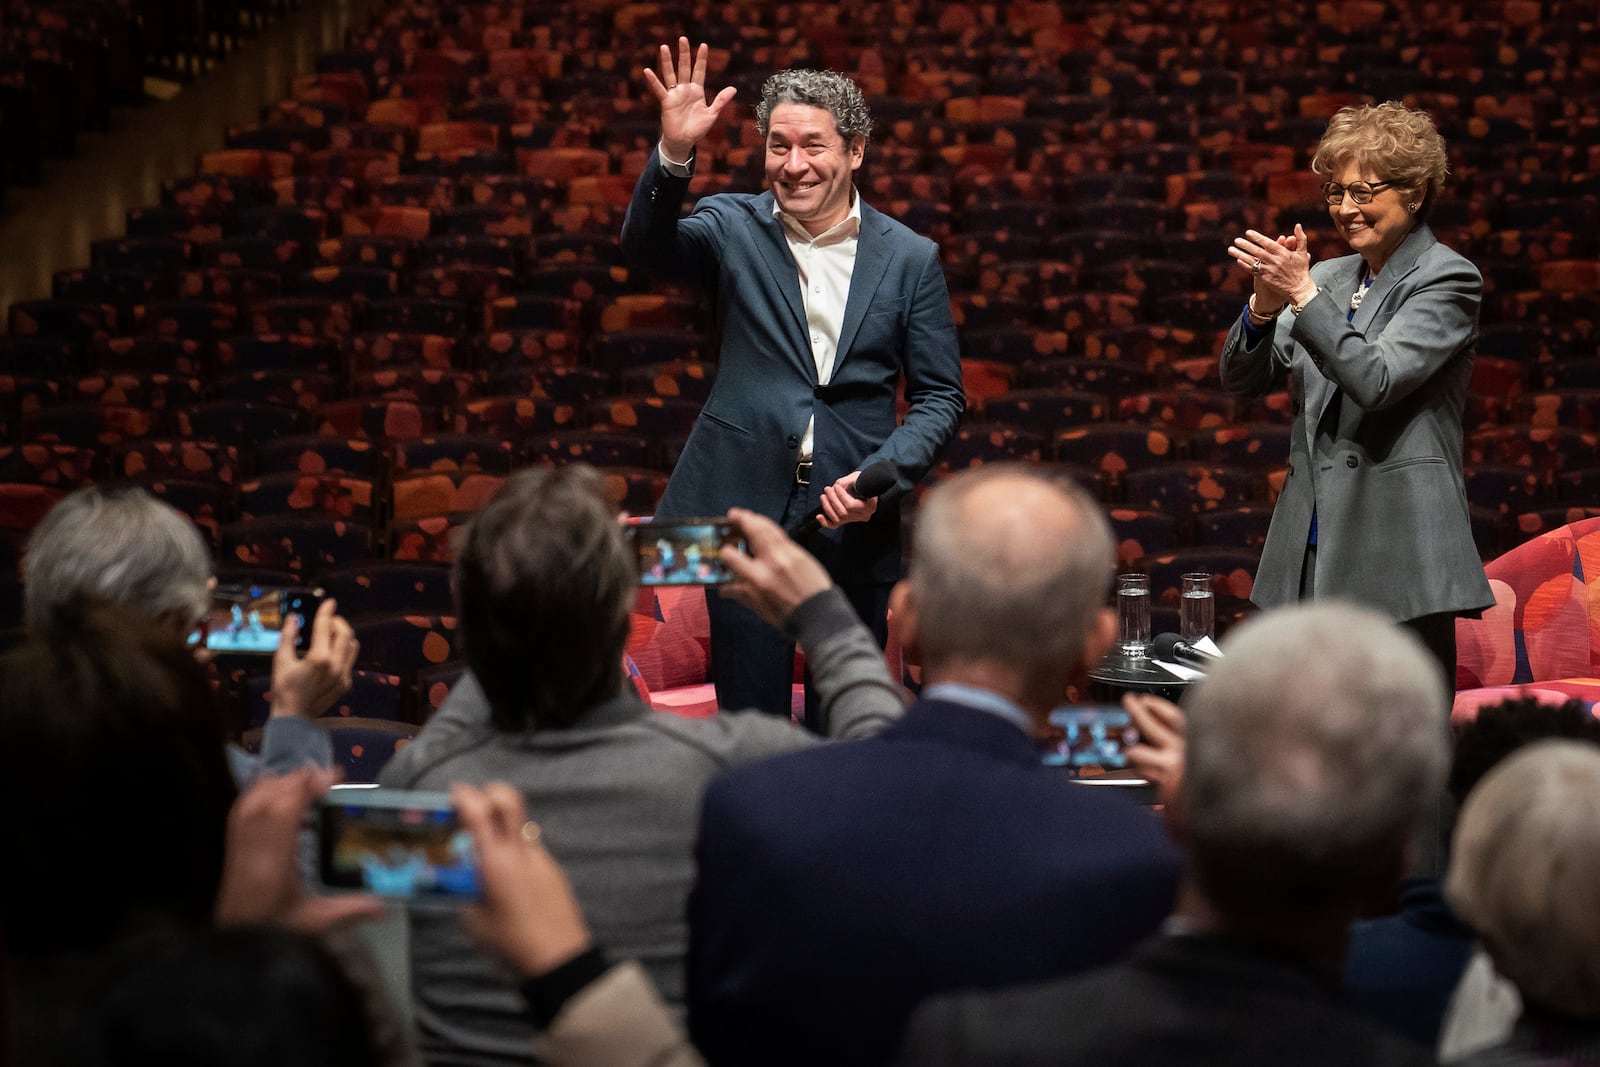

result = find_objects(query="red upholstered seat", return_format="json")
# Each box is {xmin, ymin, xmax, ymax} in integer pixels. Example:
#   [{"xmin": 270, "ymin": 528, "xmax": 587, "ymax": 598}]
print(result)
[{"xmin": 1455, "ymin": 517, "xmax": 1600, "ymax": 722}]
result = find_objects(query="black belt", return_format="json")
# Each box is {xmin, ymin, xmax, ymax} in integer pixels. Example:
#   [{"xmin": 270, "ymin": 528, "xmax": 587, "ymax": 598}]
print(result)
[{"xmin": 795, "ymin": 459, "xmax": 813, "ymax": 486}]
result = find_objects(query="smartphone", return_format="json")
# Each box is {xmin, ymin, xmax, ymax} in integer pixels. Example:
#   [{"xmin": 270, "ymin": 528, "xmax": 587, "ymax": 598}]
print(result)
[
  {"xmin": 1043, "ymin": 706, "xmax": 1140, "ymax": 771},
  {"xmin": 626, "ymin": 518, "xmax": 745, "ymax": 586},
  {"xmin": 195, "ymin": 584, "xmax": 323, "ymax": 655},
  {"xmin": 316, "ymin": 788, "xmax": 479, "ymax": 906}
]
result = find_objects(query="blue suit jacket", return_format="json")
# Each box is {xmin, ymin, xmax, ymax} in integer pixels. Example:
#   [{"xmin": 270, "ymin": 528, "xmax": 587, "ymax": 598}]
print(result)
[
  {"xmin": 621, "ymin": 153, "xmax": 964, "ymax": 583},
  {"xmin": 687, "ymin": 698, "xmax": 1182, "ymax": 1066}
]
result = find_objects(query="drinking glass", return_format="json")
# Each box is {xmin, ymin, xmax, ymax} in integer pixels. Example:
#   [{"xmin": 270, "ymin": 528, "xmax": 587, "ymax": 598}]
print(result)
[
  {"xmin": 1181, "ymin": 572, "xmax": 1215, "ymax": 644},
  {"xmin": 1117, "ymin": 574, "xmax": 1150, "ymax": 658}
]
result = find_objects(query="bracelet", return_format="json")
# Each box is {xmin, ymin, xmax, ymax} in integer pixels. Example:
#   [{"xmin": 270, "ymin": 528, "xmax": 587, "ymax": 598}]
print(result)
[
  {"xmin": 1289, "ymin": 288, "xmax": 1323, "ymax": 315},
  {"xmin": 1247, "ymin": 294, "xmax": 1284, "ymax": 325}
]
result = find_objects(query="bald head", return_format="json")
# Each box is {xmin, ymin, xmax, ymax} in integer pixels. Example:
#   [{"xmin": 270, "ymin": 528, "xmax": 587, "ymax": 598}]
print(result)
[{"xmin": 906, "ymin": 465, "xmax": 1115, "ymax": 687}]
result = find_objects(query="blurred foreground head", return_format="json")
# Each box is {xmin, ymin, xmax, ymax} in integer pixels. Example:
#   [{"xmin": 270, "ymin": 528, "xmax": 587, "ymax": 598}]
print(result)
[{"xmin": 1180, "ymin": 602, "xmax": 1449, "ymax": 935}]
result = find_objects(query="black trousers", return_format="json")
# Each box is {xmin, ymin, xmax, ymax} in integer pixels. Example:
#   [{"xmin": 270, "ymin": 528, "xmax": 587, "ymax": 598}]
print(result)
[
  {"xmin": 704, "ymin": 477, "xmax": 891, "ymax": 731},
  {"xmin": 1299, "ymin": 542, "xmax": 1458, "ymax": 696}
]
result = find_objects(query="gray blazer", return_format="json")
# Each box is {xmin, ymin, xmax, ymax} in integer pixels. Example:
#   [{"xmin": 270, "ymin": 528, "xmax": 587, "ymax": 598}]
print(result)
[{"xmin": 1220, "ymin": 225, "xmax": 1493, "ymax": 622}]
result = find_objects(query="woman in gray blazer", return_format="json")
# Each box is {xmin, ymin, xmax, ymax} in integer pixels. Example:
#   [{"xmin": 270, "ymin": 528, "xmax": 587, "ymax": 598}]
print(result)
[{"xmin": 1219, "ymin": 101, "xmax": 1493, "ymax": 683}]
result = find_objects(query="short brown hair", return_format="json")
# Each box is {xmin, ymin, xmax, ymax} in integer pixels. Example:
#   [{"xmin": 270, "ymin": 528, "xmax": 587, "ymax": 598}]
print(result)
[{"xmin": 1311, "ymin": 101, "xmax": 1449, "ymax": 220}]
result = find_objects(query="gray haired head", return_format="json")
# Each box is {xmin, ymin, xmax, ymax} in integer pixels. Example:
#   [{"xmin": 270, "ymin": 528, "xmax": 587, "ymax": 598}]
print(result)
[
  {"xmin": 755, "ymin": 69, "xmax": 873, "ymax": 145},
  {"xmin": 23, "ymin": 486, "xmax": 213, "ymax": 633}
]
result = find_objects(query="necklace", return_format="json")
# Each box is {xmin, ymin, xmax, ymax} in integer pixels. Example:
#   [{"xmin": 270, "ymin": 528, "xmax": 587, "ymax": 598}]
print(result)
[{"xmin": 1350, "ymin": 272, "xmax": 1375, "ymax": 312}]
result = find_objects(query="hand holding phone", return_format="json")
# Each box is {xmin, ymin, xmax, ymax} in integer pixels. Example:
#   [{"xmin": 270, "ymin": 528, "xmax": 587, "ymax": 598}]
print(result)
[
  {"xmin": 197, "ymin": 585, "xmax": 325, "ymax": 655},
  {"xmin": 216, "ymin": 767, "xmax": 384, "ymax": 933},
  {"xmin": 1043, "ymin": 706, "xmax": 1140, "ymax": 772},
  {"xmin": 268, "ymin": 598, "xmax": 359, "ymax": 721},
  {"xmin": 453, "ymin": 783, "xmax": 593, "ymax": 978},
  {"xmin": 716, "ymin": 508, "xmax": 834, "ymax": 629},
  {"xmin": 318, "ymin": 789, "xmax": 479, "ymax": 907},
  {"xmin": 626, "ymin": 517, "xmax": 745, "ymax": 586}
]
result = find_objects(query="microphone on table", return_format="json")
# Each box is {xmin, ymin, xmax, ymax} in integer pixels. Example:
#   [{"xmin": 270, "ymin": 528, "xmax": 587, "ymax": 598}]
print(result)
[
  {"xmin": 788, "ymin": 460, "xmax": 898, "ymax": 540},
  {"xmin": 1151, "ymin": 632, "xmax": 1224, "ymax": 672}
]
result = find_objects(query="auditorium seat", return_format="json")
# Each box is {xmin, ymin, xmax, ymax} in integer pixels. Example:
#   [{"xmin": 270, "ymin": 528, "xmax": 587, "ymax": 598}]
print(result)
[{"xmin": 1455, "ymin": 516, "xmax": 1600, "ymax": 722}]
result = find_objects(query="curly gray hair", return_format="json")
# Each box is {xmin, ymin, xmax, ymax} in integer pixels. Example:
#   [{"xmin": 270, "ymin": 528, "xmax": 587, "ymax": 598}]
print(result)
[{"xmin": 755, "ymin": 69, "xmax": 873, "ymax": 144}]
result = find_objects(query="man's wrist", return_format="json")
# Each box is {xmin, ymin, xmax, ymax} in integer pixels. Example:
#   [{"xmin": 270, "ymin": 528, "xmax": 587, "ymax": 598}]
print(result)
[{"xmin": 658, "ymin": 139, "xmax": 695, "ymax": 168}]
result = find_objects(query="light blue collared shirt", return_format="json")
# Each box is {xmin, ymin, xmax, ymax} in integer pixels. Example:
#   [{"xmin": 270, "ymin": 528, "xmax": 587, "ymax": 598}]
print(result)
[{"xmin": 922, "ymin": 683, "xmax": 1034, "ymax": 737}]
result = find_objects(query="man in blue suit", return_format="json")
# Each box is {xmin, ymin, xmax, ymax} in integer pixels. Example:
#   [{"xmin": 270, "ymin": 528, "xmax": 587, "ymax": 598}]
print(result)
[
  {"xmin": 621, "ymin": 39, "xmax": 964, "ymax": 723},
  {"xmin": 686, "ymin": 465, "xmax": 1182, "ymax": 1066}
]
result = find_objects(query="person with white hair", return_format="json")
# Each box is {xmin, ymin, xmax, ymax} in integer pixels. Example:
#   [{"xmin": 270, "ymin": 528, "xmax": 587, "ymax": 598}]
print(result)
[
  {"xmin": 23, "ymin": 485, "xmax": 358, "ymax": 780},
  {"xmin": 1444, "ymin": 740, "xmax": 1600, "ymax": 1066},
  {"xmin": 897, "ymin": 601, "xmax": 1446, "ymax": 1067}
]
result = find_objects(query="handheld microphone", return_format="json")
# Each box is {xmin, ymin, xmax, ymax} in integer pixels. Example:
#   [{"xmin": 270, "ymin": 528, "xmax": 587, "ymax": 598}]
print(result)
[
  {"xmin": 788, "ymin": 460, "xmax": 898, "ymax": 540},
  {"xmin": 1151, "ymin": 632, "xmax": 1223, "ymax": 671}
]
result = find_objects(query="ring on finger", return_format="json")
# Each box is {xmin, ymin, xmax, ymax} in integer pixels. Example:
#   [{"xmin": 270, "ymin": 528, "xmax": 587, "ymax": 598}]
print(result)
[
  {"xmin": 521, "ymin": 820, "xmax": 543, "ymax": 847},
  {"xmin": 1250, "ymin": 259, "xmax": 1263, "ymax": 273}
]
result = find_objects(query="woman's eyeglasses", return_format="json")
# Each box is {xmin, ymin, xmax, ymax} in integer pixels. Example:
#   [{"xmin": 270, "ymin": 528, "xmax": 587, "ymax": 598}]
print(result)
[{"xmin": 1321, "ymin": 180, "xmax": 1395, "ymax": 205}]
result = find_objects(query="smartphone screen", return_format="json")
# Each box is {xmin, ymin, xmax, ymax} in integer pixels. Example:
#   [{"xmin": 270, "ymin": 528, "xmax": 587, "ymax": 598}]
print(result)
[
  {"xmin": 627, "ymin": 519, "xmax": 744, "ymax": 586},
  {"xmin": 1043, "ymin": 706, "xmax": 1140, "ymax": 771},
  {"xmin": 196, "ymin": 585, "xmax": 322, "ymax": 655},
  {"xmin": 316, "ymin": 788, "xmax": 478, "ymax": 906}
]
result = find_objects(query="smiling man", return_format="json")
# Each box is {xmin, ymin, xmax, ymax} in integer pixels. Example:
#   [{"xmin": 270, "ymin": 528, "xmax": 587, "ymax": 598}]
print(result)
[{"xmin": 622, "ymin": 40, "xmax": 964, "ymax": 724}]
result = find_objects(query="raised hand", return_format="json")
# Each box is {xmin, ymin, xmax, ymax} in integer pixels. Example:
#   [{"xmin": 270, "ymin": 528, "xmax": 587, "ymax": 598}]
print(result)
[
  {"xmin": 718, "ymin": 507, "xmax": 833, "ymax": 630},
  {"xmin": 641, "ymin": 36, "xmax": 737, "ymax": 162},
  {"xmin": 1229, "ymin": 223, "xmax": 1316, "ymax": 307}
]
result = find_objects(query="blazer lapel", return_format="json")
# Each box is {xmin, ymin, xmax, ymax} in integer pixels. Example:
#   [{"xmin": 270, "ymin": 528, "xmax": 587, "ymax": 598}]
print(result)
[
  {"xmin": 832, "ymin": 201, "xmax": 893, "ymax": 368},
  {"xmin": 1305, "ymin": 254, "xmax": 1364, "ymax": 432},
  {"xmin": 1351, "ymin": 225, "xmax": 1436, "ymax": 334},
  {"xmin": 750, "ymin": 195, "xmax": 811, "ymax": 354}
]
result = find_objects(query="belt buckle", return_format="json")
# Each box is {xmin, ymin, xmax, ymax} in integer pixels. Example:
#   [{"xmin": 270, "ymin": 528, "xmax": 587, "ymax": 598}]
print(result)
[{"xmin": 795, "ymin": 460, "xmax": 813, "ymax": 487}]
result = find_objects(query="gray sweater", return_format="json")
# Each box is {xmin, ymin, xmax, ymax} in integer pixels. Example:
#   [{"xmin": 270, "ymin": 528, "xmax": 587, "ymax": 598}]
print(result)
[{"xmin": 378, "ymin": 588, "xmax": 906, "ymax": 1066}]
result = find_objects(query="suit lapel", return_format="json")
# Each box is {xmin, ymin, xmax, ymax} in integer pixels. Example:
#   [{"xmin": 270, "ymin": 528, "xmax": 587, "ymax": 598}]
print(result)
[
  {"xmin": 1351, "ymin": 225, "xmax": 1435, "ymax": 334},
  {"xmin": 750, "ymin": 195, "xmax": 811, "ymax": 351},
  {"xmin": 832, "ymin": 202, "xmax": 894, "ymax": 369},
  {"xmin": 1305, "ymin": 254, "xmax": 1364, "ymax": 433}
]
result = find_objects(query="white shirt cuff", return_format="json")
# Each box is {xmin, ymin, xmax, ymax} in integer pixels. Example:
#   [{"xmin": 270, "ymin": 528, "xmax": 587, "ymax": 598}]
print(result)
[{"xmin": 657, "ymin": 140, "xmax": 694, "ymax": 176}]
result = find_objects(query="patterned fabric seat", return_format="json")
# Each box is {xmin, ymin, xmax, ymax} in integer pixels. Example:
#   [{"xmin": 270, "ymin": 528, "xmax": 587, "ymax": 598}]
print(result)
[
  {"xmin": 390, "ymin": 470, "xmax": 506, "ymax": 521},
  {"xmin": 318, "ymin": 561, "xmax": 454, "ymax": 620},
  {"xmin": 0, "ymin": 445, "xmax": 97, "ymax": 487},
  {"xmin": 1123, "ymin": 463, "xmax": 1265, "ymax": 514},
  {"xmin": 236, "ymin": 472, "xmax": 378, "ymax": 524},
  {"xmin": 1455, "ymin": 517, "xmax": 1600, "ymax": 722},
  {"xmin": 108, "ymin": 439, "xmax": 239, "ymax": 485},
  {"xmin": 256, "ymin": 435, "xmax": 385, "ymax": 480},
  {"xmin": 937, "ymin": 423, "xmax": 1045, "ymax": 473},
  {"xmin": 220, "ymin": 515, "xmax": 374, "ymax": 576},
  {"xmin": 1105, "ymin": 507, "xmax": 1183, "ymax": 568},
  {"xmin": 391, "ymin": 435, "xmax": 514, "ymax": 475}
]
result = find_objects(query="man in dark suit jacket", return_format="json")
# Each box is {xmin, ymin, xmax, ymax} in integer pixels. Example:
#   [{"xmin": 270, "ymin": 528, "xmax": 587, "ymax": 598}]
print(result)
[
  {"xmin": 621, "ymin": 39, "xmax": 964, "ymax": 722},
  {"xmin": 896, "ymin": 602, "xmax": 1451, "ymax": 1067},
  {"xmin": 687, "ymin": 465, "xmax": 1181, "ymax": 1066}
]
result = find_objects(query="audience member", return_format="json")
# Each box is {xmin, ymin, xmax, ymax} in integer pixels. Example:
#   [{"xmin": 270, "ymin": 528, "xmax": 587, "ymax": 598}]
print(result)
[
  {"xmin": 454, "ymin": 781, "xmax": 703, "ymax": 1067},
  {"xmin": 1347, "ymin": 697, "xmax": 1600, "ymax": 1048},
  {"xmin": 74, "ymin": 925, "xmax": 382, "ymax": 1067},
  {"xmin": 897, "ymin": 602, "xmax": 1445, "ymax": 1066},
  {"xmin": 22, "ymin": 486, "xmax": 358, "ymax": 780},
  {"xmin": 1445, "ymin": 741, "xmax": 1600, "ymax": 1066},
  {"xmin": 0, "ymin": 604, "xmax": 236, "ymax": 963},
  {"xmin": 688, "ymin": 464, "xmax": 1180, "ymax": 1066},
  {"xmin": 377, "ymin": 464, "xmax": 906, "ymax": 1063}
]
